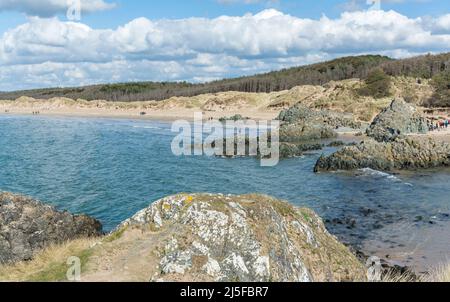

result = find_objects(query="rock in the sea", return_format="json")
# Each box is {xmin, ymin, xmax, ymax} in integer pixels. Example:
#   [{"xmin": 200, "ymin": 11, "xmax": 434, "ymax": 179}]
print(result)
[
  {"xmin": 280, "ymin": 142, "xmax": 323, "ymax": 158},
  {"xmin": 118, "ymin": 194, "xmax": 366, "ymax": 282},
  {"xmin": 278, "ymin": 104, "xmax": 361, "ymax": 143},
  {"xmin": 366, "ymin": 98, "xmax": 428, "ymax": 142},
  {"xmin": 279, "ymin": 123, "xmax": 337, "ymax": 143},
  {"xmin": 314, "ymin": 136, "xmax": 450, "ymax": 172},
  {"xmin": 0, "ymin": 192, "xmax": 102, "ymax": 264}
]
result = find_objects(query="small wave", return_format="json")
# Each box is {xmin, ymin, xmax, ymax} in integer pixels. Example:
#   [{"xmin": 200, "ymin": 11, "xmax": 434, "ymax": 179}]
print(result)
[
  {"xmin": 358, "ymin": 168, "xmax": 395, "ymax": 178},
  {"xmin": 357, "ymin": 168, "xmax": 414, "ymax": 187},
  {"xmin": 132, "ymin": 125, "xmax": 164, "ymax": 130}
]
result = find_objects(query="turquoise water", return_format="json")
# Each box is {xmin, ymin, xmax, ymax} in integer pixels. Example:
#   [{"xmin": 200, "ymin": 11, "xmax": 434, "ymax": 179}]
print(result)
[{"xmin": 0, "ymin": 115, "xmax": 449, "ymax": 269}]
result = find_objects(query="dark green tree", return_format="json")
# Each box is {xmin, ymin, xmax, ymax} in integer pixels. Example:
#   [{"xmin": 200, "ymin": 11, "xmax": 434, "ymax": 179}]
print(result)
[
  {"xmin": 429, "ymin": 70, "xmax": 450, "ymax": 107},
  {"xmin": 358, "ymin": 68, "xmax": 392, "ymax": 98}
]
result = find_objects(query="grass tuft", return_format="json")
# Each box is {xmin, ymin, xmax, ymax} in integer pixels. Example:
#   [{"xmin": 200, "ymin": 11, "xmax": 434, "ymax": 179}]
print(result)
[{"xmin": 0, "ymin": 238, "xmax": 99, "ymax": 282}]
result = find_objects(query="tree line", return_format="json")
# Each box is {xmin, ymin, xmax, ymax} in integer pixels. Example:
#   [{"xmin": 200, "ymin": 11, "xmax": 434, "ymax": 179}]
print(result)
[{"xmin": 0, "ymin": 53, "xmax": 449, "ymax": 107}]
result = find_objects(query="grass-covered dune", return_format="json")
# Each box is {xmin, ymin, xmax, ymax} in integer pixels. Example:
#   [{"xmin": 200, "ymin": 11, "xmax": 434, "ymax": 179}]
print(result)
[{"xmin": 0, "ymin": 52, "xmax": 448, "ymax": 105}]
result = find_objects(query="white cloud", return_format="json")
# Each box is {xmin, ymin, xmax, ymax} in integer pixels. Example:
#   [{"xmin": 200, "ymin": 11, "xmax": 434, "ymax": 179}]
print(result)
[
  {"xmin": 0, "ymin": 0, "xmax": 115, "ymax": 17},
  {"xmin": 0, "ymin": 9, "xmax": 449, "ymax": 91}
]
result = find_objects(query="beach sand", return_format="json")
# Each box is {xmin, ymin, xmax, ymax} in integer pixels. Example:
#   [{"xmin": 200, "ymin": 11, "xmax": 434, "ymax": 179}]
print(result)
[
  {"xmin": 0, "ymin": 104, "xmax": 279, "ymax": 122},
  {"xmin": 362, "ymin": 220, "xmax": 450, "ymax": 274}
]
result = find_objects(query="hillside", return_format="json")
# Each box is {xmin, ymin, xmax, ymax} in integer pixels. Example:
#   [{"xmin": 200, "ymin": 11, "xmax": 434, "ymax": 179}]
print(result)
[
  {"xmin": 0, "ymin": 55, "xmax": 393, "ymax": 102},
  {"xmin": 0, "ymin": 77, "xmax": 435, "ymax": 122},
  {"xmin": 0, "ymin": 52, "xmax": 448, "ymax": 106}
]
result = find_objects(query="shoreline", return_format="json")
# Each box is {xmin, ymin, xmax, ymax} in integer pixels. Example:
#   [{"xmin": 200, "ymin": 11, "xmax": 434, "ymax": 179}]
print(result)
[
  {"xmin": 1, "ymin": 100, "xmax": 449, "ymax": 278},
  {"xmin": 0, "ymin": 107, "xmax": 280, "ymax": 122}
]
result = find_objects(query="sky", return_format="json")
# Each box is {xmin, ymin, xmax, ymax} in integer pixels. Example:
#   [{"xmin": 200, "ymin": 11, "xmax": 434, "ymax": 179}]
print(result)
[{"xmin": 0, "ymin": 0, "xmax": 449, "ymax": 91}]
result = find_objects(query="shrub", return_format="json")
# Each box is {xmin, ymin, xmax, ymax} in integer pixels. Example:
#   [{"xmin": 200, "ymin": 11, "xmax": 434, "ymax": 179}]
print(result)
[
  {"xmin": 428, "ymin": 70, "xmax": 450, "ymax": 107},
  {"xmin": 358, "ymin": 68, "xmax": 392, "ymax": 98}
]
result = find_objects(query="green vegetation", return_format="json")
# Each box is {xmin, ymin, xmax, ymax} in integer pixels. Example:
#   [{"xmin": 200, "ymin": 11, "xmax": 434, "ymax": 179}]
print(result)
[
  {"xmin": 0, "ymin": 55, "xmax": 392, "ymax": 102},
  {"xmin": 218, "ymin": 114, "xmax": 249, "ymax": 122},
  {"xmin": 27, "ymin": 248, "xmax": 93, "ymax": 282},
  {"xmin": 428, "ymin": 70, "xmax": 450, "ymax": 107},
  {"xmin": 103, "ymin": 227, "xmax": 127, "ymax": 243},
  {"xmin": 358, "ymin": 68, "xmax": 392, "ymax": 98},
  {"xmin": 382, "ymin": 52, "xmax": 450, "ymax": 79},
  {"xmin": 0, "ymin": 238, "xmax": 97, "ymax": 282},
  {"xmin": 0, "ymin": 52, "xmax": 448, "ymax": 105}
]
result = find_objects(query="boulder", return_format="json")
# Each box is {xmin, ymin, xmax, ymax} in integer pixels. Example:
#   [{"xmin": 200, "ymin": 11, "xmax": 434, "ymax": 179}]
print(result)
[
  {"xmin": 279, "ymin": 123, "xmax": 337, "ymax": 143},
  {"xmin": 366, "ymin": 98, "xmax": 428, "ymax": 142},
  {"xmin": 0, "ymin": 192, "xmax": 102, "ymax": 264},
  {"xmin": 314, "ymin": 136, "xmax": 450, "ymax": 172},
  {"xmin": 116, "ymin": 194, "xmax": 367, "ymax": 282},
  {"xmin": 280, "ymin": 142, "xmax": 323, "ymax": 158},
  {"xmin": 278, "ymin": 104, "xmax": 361, "ymax": 143}
]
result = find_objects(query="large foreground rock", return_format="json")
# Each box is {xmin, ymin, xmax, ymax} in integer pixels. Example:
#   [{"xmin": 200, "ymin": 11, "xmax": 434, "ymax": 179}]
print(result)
[
  {"xmin": 111, "ymin": 194, "xmax": 366, "ymax": 282},
  {"xmin": 315, "ymin": 136, "xmax": 450, "ymax": 172},
  {"xmin": 367, "ymin": 98, "xmax": 428, "ymax": 142},
  {"xmin": 0, "ymin": 192, "xmax": 102, "ymax": 264}
]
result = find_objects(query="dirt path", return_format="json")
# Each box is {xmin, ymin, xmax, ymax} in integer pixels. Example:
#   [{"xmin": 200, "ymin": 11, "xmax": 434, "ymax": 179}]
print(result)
[
  {"xmin": 410, "ymin": 127, "xmax": 450, "ymax": 143},
  {"xmin": 81, "ymin": 228, "xmax": 167, "ymax": 282}
]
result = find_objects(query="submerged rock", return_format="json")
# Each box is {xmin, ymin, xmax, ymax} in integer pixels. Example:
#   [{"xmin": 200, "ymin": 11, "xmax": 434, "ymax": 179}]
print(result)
[
  {"xmin": 212, "ymin": 104, "xmax": 362, "ymax": 159},
  {"xmin": 314, "ymin": 136, "xmax": 450, "ymax": 172},
  {"xmin": 366, "ymin": 98, "xmax": 428, "ymax": 142},
  {"xmin": 0, "ymin": 192, "xmax": 102, "ymax": 264},
  {"xmin": 280, "ymin": 142, "xmax": 323, "ymax": 158},
  {"xmin": 117, "ymin": 194, "xmax": 367, "ymax": 282}
]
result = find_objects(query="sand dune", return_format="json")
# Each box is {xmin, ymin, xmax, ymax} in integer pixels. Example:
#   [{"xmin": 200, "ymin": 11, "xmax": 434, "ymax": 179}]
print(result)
[{"xmin": 0, "ymin": 77, "xmax": 434, "ymax": 122}]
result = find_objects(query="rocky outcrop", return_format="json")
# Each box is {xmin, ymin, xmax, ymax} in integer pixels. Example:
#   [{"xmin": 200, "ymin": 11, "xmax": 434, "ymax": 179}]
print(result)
[
  {"xmin": 314, "ymin": 136, "xmax": 450, "ymax": 172},
  {"xmin": 212, "ymin": 104, "xmax": 362, "ymax": 159},
  {"xmin": 272, "ymin": 104, "xmax": 362, "ymax": 157},
  {"xmin": 279, "ymin": 103, "xmax": 361, "ymax": 129},
  {"xmin": 279, "ymin": 123, "xmax": 337, "ymax": 143},
  {"xmin": 366, "ymin": 98, "xmax": 428, "ymax": 142},
  {"xmin": 276, "ymin": 103, "xmax": 362, "ymax": 159},
  {"xmin": 0, "ymin": 192, "xmax": 102, "ymax": 264},
  {"xmin": 114, "ymin": 194, "xmax": 367, "ymax": 282},
  {"xmin": 280, "ymin": 142, "xmax": 324, "ymax": 158}
]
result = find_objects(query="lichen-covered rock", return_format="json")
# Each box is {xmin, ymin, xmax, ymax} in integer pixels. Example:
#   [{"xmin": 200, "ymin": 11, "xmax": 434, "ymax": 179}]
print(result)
[
  {"xmin": 314, "ymin": 136, "xmax": 450, "ymax": 172},
  {"xmin": 118, "ymin": 194, "xmax": 367, "ymax": 282},
  {"xmin": 0, "ymin": 192, "xmax": 102, "ymax": 264},
  {"xmin": 366, "ymin": 98, "xmax": 428, "ymax": 142}
]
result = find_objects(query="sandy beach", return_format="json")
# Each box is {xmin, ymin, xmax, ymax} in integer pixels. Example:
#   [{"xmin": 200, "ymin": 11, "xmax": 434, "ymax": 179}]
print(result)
[
  {"xmin": 0, "ymin": 93, "xmax": 285, "ymax": 122},
  {"xmin": 0, "ymin": 106, "xmax": 279, "ymax": 122}
]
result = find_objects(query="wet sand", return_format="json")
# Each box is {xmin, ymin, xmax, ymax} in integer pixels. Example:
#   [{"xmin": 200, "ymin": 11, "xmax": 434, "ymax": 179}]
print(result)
[{"xmin": 361, "ymin": 219, "xmax": 450, "ymax": 274}]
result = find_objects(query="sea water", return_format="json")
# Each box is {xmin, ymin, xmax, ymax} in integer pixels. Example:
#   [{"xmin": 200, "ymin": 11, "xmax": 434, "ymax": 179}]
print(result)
[{"xmin": 0, "ymin": 115, "xmax": 449, "ymax": 272}]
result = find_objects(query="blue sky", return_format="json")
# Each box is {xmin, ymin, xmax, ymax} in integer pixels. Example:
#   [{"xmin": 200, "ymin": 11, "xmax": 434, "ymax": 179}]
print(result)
[
  {"xmin": 0, "ymin": 0, "xmax": 449, "ymax": 90},
  {"xmin": 1, "ymin": 0, "xmax": 448, "ymax": 31}
]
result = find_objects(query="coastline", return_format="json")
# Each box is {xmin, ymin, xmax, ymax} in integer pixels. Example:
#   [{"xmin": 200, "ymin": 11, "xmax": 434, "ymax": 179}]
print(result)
[
  {"xmin": 0, "ymin": 105, "xmax": 279, "ymax": 122},
  {"xmin": 1, "ymin": 98, "xmax": 449, "ymax": 280}
]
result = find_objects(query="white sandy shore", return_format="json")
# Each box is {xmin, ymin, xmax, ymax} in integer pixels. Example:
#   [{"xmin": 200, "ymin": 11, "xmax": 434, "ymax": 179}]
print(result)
[{"xmin": 0, "ymin": 106, "xmax": 279, "ymax": 122}]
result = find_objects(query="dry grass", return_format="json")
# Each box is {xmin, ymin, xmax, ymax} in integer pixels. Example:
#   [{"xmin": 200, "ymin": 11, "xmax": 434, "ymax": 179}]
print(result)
[
  {"xmin": 425, "ymin": 262, "xmax": 450, "ymax": 282},
  {"xmin": 0, "ymin": 238, "xmax": 99, "ymax": 282},
  {"xmin": 381, "ymin": 262, "xmax": 450, "ymax": 283},
  {"xmin": 381, "ymin": 270, "xmax": 418, "ymax": 283}
]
